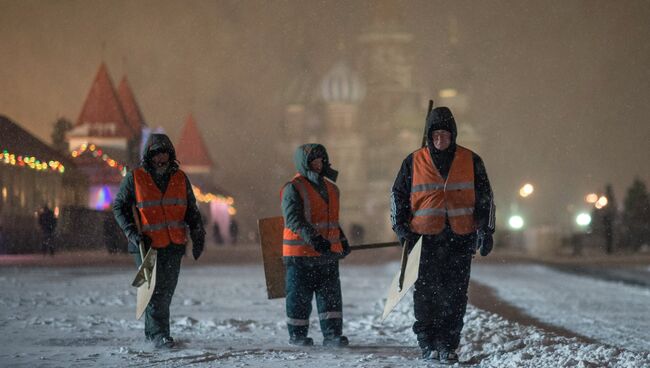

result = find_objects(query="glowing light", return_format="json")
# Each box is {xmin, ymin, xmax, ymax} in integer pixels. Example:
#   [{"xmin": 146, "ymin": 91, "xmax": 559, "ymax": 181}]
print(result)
[
  {"xmin": 192, "ymin": 185, "xmax": 236, "ymax": 214},
  {"xmin": 595, "ymin": 196, "xmax": 608, "ymax": 209},
  {"xmin": 585, "ymin": 193, "xmax": 598, "ymax": 203},
  {"xmin": 576, "ymin": 213, "xmax": 591, "ymax": 226},
  {"xmin": 71, "ymin": 143, "xmax": 127, "ymax": 173},
  {"xmin": 0, "ymin": 148, "xmax": 65, "ymax": 174},
  {"xmin": 508, "ymin": 215, "xmax": 524, "ymax": 230},
  {"xmin": 519, "ymin": 183, "xmax": 534, "ymax": 198},
  {"xmin": 92, "ymin": 185, "xmax": 113, "ymax": 210},
  {"xmin": 439, "ymin": 88, "xmax": 458, "ymax": 98}
]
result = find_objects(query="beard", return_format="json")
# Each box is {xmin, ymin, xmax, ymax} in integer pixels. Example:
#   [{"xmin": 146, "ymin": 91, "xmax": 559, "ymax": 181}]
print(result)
[{"xmin": 154, "ymin": 162, "xmax": 169, "ymax": 175}]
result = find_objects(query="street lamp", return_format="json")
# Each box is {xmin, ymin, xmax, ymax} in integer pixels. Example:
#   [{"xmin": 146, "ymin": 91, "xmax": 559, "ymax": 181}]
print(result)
[
  {"xmin": 508, "ymin": 215, "xmax": 525, "ymax": 230},
  {"xmin": 519, "ymin": 183, "xmax": 534, "ymax": 198},
  {"xmin": 576, "ymin": 212, "xmax": 591, "ymax": 227},
  {"xmin": 594, "ymin": 196, "xmax": 608, "ymax": 209},
  {"xmin": 585, "ymin": 193, "xmax": 598, "ymax": 204}
]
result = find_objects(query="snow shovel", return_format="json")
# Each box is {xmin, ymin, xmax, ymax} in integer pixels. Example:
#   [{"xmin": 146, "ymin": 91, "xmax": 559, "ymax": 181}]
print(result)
[
  {"xmin": 130, "ymin": 206, "xmax": 158, "ymax": 320},
  {"xmin": 258, "ymin": 216, "xmax": 400, "ymax": 299},
  {"xmin": 380, "ymin": 100, "xmax": 431, "ymax": 320},
  {"xmin": 381, "ymin": 236, "xmax": 422, "ymax": 322}
]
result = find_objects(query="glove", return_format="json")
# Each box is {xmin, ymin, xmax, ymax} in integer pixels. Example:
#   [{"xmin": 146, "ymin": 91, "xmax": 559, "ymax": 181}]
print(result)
[
  {"xmin": 339, "ymin": 239, "xmax": 351, "ymax": 259},
  {"xmin": 125, "ymin": 222, "xmax": 151, "ymax": 247},
  {"xmin": 191, "ymin": 228, "xmax": 205, "ymax": 260},
  {"xmin": 476, "ymin": 230, "xmax": 494, "ymax": 257},
  {"xmin": 129, "ymin": 231, "xmax": 152, "ymax": 250},
  {"xmin": 312, "ymin": 235, "xmax": 332, "ymax": 254},
  {"xmin": 395, "ymin": 224, "xmax": 419, "ymax": 244}
]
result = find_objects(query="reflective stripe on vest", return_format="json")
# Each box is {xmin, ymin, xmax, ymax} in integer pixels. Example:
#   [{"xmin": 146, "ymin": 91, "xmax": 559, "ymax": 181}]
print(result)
[
  {"xmin": 134, "ymin": 168, "xmax": 188, "ymax": 248},
  {"xmin": 409, "ymin": 145, "xmax": 476, "ymax": 235},
  {"xmin": 282, "ymin": 174, "xmax": 344, "ymax": 257}
]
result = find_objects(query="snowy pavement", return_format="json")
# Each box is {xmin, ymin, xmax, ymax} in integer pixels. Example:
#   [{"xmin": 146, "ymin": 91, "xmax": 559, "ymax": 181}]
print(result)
[
  {"xmin": 472, "ymin": 263, "xmax": 650, "ymax": 353},
  {"xmin": 0, "ymin": 261, "xmax": 649, "ymax": 367}
]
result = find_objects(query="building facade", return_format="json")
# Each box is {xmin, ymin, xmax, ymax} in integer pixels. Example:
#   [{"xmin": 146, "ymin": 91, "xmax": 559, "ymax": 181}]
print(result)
[{"xmin": 279, "ymin": 14, "xmax": 481, "ymax": 243}]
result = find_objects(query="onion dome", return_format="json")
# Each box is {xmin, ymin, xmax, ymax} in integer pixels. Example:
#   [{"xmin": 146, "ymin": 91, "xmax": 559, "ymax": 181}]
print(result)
[{"xmin": 320, "ymin": 61, "xmax": 366, "ymax": 104}]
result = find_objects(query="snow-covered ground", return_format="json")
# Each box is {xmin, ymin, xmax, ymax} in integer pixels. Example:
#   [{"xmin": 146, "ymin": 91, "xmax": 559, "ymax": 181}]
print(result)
[
  {"xmin": 0, "ymin": 261, "xmax": 649, "ymax": 367},
  {"xmin": 472, "ymin": 263, "xmax": 650, "ymax": 352}
]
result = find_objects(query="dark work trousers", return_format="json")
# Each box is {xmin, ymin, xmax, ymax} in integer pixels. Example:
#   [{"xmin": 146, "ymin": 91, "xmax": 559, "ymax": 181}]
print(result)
[
  {"xmin": 285, "ymin": 261, "xmax": 343, "ymax": 339},
  {"xmin": 134, "ymin": 245, "xmax": 184, "ymax": 340},
  {"xmin": 413, "ymin": 231, "xmax": 473, "ymax": 351}
]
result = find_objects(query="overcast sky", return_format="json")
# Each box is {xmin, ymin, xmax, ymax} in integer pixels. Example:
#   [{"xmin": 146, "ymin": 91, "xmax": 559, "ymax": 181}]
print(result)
[{"xmin": 1, "ymin": 0, "xmax": 649, "ymax": 234}]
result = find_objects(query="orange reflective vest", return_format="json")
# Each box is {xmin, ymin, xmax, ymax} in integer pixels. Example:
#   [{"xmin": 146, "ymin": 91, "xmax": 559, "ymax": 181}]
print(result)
[
  {"xmin": 282, "ymin": 174, "xmax": 344, "ymax": 257},
  {"xmin": 134, "ymin": 168, "xmax": 188, "ymax": 248},
  {"xmin": 410, "ymin": 145, "xmax": 476, "ymax": 235}
]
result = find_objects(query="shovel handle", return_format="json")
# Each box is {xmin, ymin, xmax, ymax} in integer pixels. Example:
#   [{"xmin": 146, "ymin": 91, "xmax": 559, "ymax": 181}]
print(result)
[
  {"xmin": 349, "ymin": 241, "xmax": 399, "ymax": 251},
  {"xmin": 397, "ymin": 240, "xmax": 410, "ymax": 291},
  {"xmin": 132, "ymin": 206, "xmax": 150, "ymax": 284}
]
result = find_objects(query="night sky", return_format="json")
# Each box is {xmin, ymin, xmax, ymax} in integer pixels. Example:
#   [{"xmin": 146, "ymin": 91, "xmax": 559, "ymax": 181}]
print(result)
[{"xmin": 1, "ymin": 0, "xmax": 649, "ymax": 234}]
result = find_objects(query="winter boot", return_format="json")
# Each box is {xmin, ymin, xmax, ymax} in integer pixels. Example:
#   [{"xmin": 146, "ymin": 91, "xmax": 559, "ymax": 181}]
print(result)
[
  {"xmin": 154, "ymin": 335, "xmax": 175, "ymax": 349},
  {"xmin": 438, "ymin": 349, "xmax": 459, "ymax": 364},
  {"xmin": 289, "ymin": 336, "xmax": 314, "ymax": 346},
  {"xmin": 323, "ymin": 335, "xmax": 349, "ymax": 347},
  {"xmin": 421, "ymin": 347, "xmax": 439, "ymax": 360}
]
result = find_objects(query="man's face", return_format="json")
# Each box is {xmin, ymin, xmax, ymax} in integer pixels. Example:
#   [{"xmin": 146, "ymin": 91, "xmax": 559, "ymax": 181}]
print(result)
[
  {"xmin": 309, "ymin": 157, "xmax": 323, "ymax": 173},
  {"xmin": 432, "ymin": 130, "xmax": 452, "ymax": 151},
  {"xmin": 152, "ymin": 151, "xmax": 170, "ymax": 169}
]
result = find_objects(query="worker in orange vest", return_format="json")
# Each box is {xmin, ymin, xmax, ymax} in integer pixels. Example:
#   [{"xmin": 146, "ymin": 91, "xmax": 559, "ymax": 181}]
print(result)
[
  {"xmin": 390, "ymin": 107, "xmax": 495, "ymax": 364},
  {"xmin": 113, "ymin": 134, "xmax": 205, "ymax": 349},
  {"xmin": 281, "ymin": 144, "xmax": 351, "ymax": 347}
]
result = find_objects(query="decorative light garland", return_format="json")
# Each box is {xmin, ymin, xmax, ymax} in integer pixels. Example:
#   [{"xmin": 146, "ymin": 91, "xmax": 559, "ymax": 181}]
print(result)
[
  {"xmin": 69, "ymin": 144, "xmax": 235, "ymax": 214},
  {"xmin": 1, "ymin": 149, "xmax": 65, "ymax": 174},
  {"xmin": 71, "ymin": 143, "xmax": 127, "ymax": 176},
  {"xmin": 192, "ymin": 185, "xmax": 237, "ymax": 215}
]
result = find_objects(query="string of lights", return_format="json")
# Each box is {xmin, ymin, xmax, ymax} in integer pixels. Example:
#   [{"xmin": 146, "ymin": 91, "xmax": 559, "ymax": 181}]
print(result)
[
  {"xmin": 69, "ymin": 143, "xmax": 235, "ymax": 213},
  {"xmin": 1, "ymin": 148, "xmax": 65, "ymax": 174},
  {"xmin": 192, "ymin": 185, "xmax": 236, "ymax": 215},
  {"xmin": 70, "ymin": 143, "xmax": 127, "ymax": 176}
]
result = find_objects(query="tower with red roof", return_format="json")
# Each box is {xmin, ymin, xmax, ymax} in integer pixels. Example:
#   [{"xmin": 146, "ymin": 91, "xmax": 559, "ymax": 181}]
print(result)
[
  {"xmin": 66, "ymin": 63, "xmax": 146, "ymax": 209},
  {"xmin": 175, "ymin": 114, "xmax": 214, "ymax": 175}
]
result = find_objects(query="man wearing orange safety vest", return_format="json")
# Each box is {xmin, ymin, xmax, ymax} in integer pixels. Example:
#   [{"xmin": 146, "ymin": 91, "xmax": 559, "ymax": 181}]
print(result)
[
  {"xmin": 390, "ymin": 107, "xmax": 495, "ymax": 364},
  {"xmin": 113, "ymin": 134, "xmax": 205, "ymax": 349},
  {"xmin": 281, "ymin": 144, "xmax": 351, "ymax": 347}
]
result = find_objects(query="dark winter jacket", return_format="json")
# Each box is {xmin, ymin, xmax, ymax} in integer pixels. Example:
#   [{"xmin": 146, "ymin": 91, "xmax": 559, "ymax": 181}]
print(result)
[
  {"xmin": 38, "ymin": 207, "xmax": 57, "ymax": 234},
  {"xmin": 113, "ymin": 134, "xmax": 205, "ymax": 254},
  {"xmin": 390, "ymin": 107, "xmax": 495, "ymax": 251},
  {"xmin": 281, "ymin": 143, "xmax": 349, "ymax": 265}
]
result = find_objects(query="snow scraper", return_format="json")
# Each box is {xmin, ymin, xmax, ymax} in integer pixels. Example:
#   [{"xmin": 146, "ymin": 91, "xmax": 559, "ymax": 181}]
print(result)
[
  {"xmin": 381, "ymin": 236, "xmax": 422, "ymax": 321},
  {"xmin": 130, "ymin": 206, "xmax": 157, "ymax": 320},
  {"xmin": 382, "ymin": 99, "xmax": 433, "ymax": 321},
  {"xmin": 257, "ymin": 216, "xmax": 399, "ymax": 299}
]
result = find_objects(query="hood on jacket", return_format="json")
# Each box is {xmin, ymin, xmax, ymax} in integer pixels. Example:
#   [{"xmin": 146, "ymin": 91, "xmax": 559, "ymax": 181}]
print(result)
[
  {"xmin": 425, "ymin": 106, "xmax": 458, "ymax": 152},
  {"xmin": 293, "ymin": 143, "xmax": 338, "ymax": 184},
  {"xmin": 141, "ymin": 133, "xmax": 179, "ymax": 171}
]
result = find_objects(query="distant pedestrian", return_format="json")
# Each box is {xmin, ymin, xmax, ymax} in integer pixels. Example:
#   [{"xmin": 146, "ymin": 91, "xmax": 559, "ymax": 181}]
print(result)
[
  {"xmin": 229, "ymin": 218, "xmax": 238, "ymax": 245},
  {"xmin": 213, "ymin": 222, "xmax": 224, "ymax": 245},
  {"xmin": 38, "ymin": 205, "xmax": 57, "ymax": 256},
  {"xmin": 0, "ymin": 222, "xmax": 6, "ymax": 255}
]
